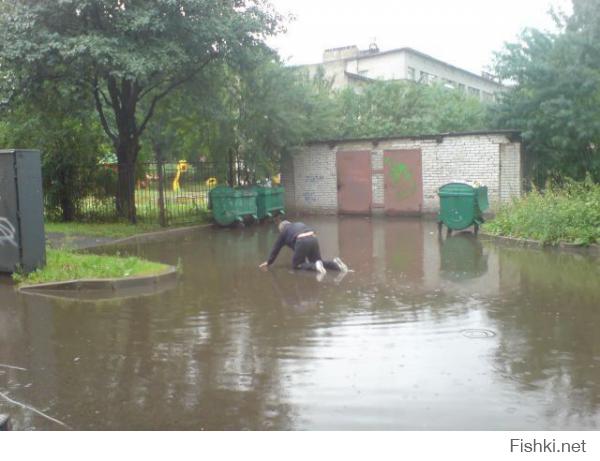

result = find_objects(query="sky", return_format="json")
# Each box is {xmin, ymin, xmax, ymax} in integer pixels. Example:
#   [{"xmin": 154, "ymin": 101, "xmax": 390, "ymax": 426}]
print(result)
[{"xmin": 266, "ymin": 0, "xmax": 572, "ymax": 75}]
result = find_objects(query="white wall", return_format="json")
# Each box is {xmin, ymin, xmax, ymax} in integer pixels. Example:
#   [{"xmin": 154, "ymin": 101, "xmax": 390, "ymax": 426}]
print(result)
[
  {"xmin": 347, "ymin": 53, "xmax": 407, "ymax": 80},
  {"xmin": 404, "ymin": 52, "xmax": 502, "ymax": 97},
  {"xmin": 303, "ymin": 48, "xmax": 504, "ymax": 99}
]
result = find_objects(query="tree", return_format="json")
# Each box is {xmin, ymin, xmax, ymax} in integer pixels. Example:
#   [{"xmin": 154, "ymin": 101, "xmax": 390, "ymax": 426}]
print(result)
[
  {"xmin": 490, "ymin": 0, "xmax": 600, "ymax": 184},
  {"xmin": 332, "ymin": 80, "xmax": 488, "ymax": 139},
  {"xmin": 141, "ymin": 48, "xmax": 338, "ymax": 185},
  {"xmin": 0, "ymin": 86, "xmax": 109, "ymax": 221},
  {"xmin": 0, "ymin": 0, "xmax": 281, "ymax": 222},
  {"xmin": 220, "ymin": 50, "xmax": 338, "ymax": 183}
]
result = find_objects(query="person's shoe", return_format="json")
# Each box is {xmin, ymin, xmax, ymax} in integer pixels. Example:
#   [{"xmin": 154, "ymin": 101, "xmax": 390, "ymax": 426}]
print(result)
[
  {"xmin": 316, "ymin": 271, "xmax": 326, "ymax": 282},
  {"xmin": 333, "ymin": 257, "xmax": 348, "ymax": 272},
  {"xmin": 333, "ymin": 270, "xmax": 348, "ymax": 284},
  {"xmin": 315, "ymin": 260, "xmax": 326, "ymax": 275}
]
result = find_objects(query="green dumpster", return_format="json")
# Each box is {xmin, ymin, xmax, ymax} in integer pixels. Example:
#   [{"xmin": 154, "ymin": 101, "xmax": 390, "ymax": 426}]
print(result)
[
  {"xmin": 254, "ymin": 186, "xmax": 285, "ymax": 220},
  {"xmin": 209, "ymin": 185, "xmax": 258, "ymax": 226},
  {"xmin": 437, "ymin": 182, "xmax": 489, "ymax": 233}
]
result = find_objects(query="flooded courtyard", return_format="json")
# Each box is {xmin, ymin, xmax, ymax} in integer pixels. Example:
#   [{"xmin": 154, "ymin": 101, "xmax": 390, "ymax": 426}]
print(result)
[{"xmin": 1, "ymin": 216, "xmax": 600, "ymax": 430}]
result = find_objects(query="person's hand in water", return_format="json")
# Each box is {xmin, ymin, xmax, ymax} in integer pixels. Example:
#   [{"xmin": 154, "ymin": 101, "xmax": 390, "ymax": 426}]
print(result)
[{"xmin": 259, "ymin": 261, "xmax": 269, "ymax": 270}]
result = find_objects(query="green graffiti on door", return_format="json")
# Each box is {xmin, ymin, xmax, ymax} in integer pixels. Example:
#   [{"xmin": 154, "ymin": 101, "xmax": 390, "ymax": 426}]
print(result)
[{"xmin": 384, "ymin": 157, "xmax": 417, "ymax": 200}]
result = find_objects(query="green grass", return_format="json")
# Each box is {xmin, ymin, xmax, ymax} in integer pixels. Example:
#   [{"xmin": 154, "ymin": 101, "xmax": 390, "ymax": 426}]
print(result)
[
  {"xmin": 13, "ymin": 249, "xmax": 169, "ymax": 285},
  {"xmin": 44, "ymin": 221, "xmax": 164, "ymax": 239},
  {"xmin": 484, "ymin": 179, "xmax": 600, "ymax": 245}
]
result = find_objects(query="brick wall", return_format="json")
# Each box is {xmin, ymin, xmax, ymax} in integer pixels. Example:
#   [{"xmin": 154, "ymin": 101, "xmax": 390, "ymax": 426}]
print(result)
[
  {"xmin": 284, "ymin": 132, "xmax": 521, "ymax": 214},
  {"xmin": 280, "ymin": 153, "xmax": 296, "ymax": 212},
  {"xmin": 499, "ymin": 143, "xmax": 522, "ymax": 203},
  {"xmin": 291, "ymin": 145, "xmax": 338, "ymax": 213}
]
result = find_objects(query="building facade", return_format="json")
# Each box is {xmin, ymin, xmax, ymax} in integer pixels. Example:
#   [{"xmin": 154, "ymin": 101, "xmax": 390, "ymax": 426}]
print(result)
[
  {"xmin": 281, "ymin": 130, "xmax": 522, "ymax": 215},
  {"xmin": 304, "ymin": 45, "xmax": 504, "ymax": 100}
]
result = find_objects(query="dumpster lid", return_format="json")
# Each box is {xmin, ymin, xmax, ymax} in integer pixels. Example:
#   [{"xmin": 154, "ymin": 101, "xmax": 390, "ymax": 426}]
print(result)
[
  {"xmin": 445, "ymin": 180, "xmax": 485, "ymax": 187},
  {"xmin": 209, "ymin": 185, "xmax": 234, "ymax": 196},
  {"xmin": 438, "ymin": 180, "xmax": 486, "ymax": 193}
]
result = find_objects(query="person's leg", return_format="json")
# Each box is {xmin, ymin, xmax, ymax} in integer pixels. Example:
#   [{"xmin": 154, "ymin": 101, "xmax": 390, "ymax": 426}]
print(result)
[
  {"xmin": 305, "ymin": 237, "xmax": 340, "ymax": 271},
  {"xmin": 292, "ymin": 239, "xmax": 314, "ymax": 271},
  {"xmin": 333, "ymin": 257, "xmax": 348, "ymax": 272},
  {"xmin": 322, "ymin": 260, "xmax": 341, "ymax": 271}
]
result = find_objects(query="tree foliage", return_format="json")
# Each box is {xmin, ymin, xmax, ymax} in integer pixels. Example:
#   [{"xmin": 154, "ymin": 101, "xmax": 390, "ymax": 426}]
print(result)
[
  {"xmin": 332, "ymin": 80, "xmax": 488, "ymax": 139},
  {"xmin": 0, "ymin": 85, "xmax": 109, "ymax": 222},
  {"xmin": 142, "ymin": 49, "xmax": 338, "ymax": 184},
  {"xmin": 0, "ymin": 0, "xmax": 281, "ymax": 221},
  {"xmin": 491, "ymin": 0, "xmax": 600, "ymax": 184}
]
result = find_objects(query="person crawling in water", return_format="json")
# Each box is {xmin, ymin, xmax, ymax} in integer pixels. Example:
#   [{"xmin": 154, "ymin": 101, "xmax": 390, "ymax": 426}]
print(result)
[{"xmin": 259, "ymin": 220, "xmax": 348, "ymax": 280}]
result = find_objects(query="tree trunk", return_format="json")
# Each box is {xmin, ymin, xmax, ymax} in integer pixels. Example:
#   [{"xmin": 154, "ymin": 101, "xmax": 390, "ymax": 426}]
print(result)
[
  {"xmin": 116, "ymin": 140, "xmax": 140, "ymax": 223},
  {"xmin": 153, "ymin": 142, "xmax": 167, "ymax": 227},
  {"xmin": 59, "ymin": 170, "xmax": 75, "ymax": 221},
  {"xmin": 60, "ymin": 196, "xmax": 75, "ymax": 222},
  {"xmin": 228, "ymin": 148, "xmax": 234, "ymax": 186}
]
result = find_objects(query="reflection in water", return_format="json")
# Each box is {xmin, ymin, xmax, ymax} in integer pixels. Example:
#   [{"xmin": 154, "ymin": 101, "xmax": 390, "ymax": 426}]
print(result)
[
  {"xmin": 1, "ymin": 217, "xmax": 600, "ymax": 429},
  {"xmin": 489, "ymin": 248, "xmax": 600, "ymax": 426},
  {"xmin": 439, "ymin": 232, "xmax": 488, "ymax": 282}
]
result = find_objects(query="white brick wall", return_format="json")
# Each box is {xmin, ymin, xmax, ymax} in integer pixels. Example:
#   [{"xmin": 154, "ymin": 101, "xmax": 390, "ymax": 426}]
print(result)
[
  {"xmin": 499, "ymin": 143, "xmax": 522, "ymax": 204},
  {"xmin": 372, "ymin": 173, "xmax": 384, "ymax": 205},
  {"xmin": 292, "ymin": 146, "xmax": 338, "ymax": 213},
  {"xmin": 280, "ymin": 153, "xmax": 295, "ymax": 211},
  {"xmin": 284, "ymin": 132, "xmax": 522, "ymax": 214}
]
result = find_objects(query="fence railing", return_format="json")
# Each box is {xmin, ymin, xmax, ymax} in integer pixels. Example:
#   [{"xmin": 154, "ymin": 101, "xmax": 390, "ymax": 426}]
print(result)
[{"xmin": 44, "ymin": 161, "xmax": 233, "ymax": 225}]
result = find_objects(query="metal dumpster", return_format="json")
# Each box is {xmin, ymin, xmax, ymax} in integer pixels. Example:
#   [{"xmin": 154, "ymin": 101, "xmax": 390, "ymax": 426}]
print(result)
[
  {"xmin": 437, "ymin": 181, "xmax": 489, "ymax": 233},
  {"xmin": 209, "ymin": 185, "xmax": 258, "ymax": 226},
  {"xmin": 254, "ymin": 186, "xmax": 285, "ymax": 220},
  {"xmin": 0, "ymin": 149, "xmax": 46, "ymax": 274}
]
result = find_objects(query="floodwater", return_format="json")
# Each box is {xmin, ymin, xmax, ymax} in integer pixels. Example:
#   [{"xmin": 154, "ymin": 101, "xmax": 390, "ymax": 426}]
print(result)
[{"xmin": 1, "ymin": 216, "xmax": 600, "ymax": 430}]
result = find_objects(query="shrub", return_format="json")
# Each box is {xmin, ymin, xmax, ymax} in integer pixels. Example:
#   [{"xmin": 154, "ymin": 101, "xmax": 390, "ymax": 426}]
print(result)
[{"xmin": 485, "ymin": 177, "xmax": 600, "ymax": 245}]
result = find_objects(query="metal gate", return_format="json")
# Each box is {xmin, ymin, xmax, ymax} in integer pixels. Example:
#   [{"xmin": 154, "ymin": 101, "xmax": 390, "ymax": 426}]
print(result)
[
  {"xmin": 383, "ymin": 149, "xmax": 423, "ymax": 215},
  {"xmin": 336, "ymin": 150, "xmax": 371, "ymax": 214}
]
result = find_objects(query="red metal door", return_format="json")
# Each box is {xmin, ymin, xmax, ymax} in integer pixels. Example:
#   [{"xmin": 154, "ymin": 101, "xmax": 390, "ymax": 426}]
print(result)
[
  {"xmin": 383, "ymin": 149, "xmax": 423, "ymax": 215},
  {"xmin": 337, "ymin": 150, "xmax": 372, "ymax": 214}
]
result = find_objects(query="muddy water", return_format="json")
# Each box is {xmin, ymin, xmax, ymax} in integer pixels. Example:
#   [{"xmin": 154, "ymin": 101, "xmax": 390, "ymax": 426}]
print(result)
[{"xmin": 1, "ymin": 216, "xmax": 600, "ymax": 430}]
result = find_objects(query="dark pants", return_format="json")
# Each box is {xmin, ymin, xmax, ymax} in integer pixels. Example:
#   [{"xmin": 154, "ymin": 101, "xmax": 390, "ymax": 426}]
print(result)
[{"xmin": 292, "ymin": 236, "xmax": 339, "ymax": 271}]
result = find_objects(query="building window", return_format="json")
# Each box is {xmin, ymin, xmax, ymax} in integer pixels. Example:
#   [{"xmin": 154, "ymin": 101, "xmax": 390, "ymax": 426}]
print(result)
[
  {"xmin": 482, "ymin": 91, "xmax": 494, "ymax": 102},
  {"xmin": 443, "ymin": 79, "xmax": 455, "ymax": 89},
  {"xmin": 407, "ymin": 67, "xmax": 416, "ymax": 80},
  {"xmin": 468, "ymin": 87, "xmax": 480, "ymax": 98},
  {"xmin": 458, "ymin": 83, "xmax": 465, "ymax": 92}
]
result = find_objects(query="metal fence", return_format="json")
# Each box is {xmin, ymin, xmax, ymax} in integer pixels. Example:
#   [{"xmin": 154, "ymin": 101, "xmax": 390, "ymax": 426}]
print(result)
[{"xmin": 45, "ymin": 161, "xmax": 232, "ymax": 226}]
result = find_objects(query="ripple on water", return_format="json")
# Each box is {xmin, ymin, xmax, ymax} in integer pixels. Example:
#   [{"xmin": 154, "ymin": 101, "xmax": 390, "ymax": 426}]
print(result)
[{"xmin": 461, "ymin": 329, "xmax": 496, "ymax": 339}]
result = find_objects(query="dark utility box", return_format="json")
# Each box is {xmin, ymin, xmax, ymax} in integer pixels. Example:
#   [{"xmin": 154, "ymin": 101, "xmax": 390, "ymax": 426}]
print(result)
[{"xmin": 0, "ymin": 149, "xmax": 46, "ymax": 274}]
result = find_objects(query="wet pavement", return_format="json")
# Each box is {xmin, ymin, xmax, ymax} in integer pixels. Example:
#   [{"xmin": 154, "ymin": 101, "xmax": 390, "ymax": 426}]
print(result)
[
  {"xmin": 45, "ymin": 232, "xmax": 117, "ymax": 250},
  {"xmin": 1, "ymin": 216, "xmax": 600, "ymax": 430}
]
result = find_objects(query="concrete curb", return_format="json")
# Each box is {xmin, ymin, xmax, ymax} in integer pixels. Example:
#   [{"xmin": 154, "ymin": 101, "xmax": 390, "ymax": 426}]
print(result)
[
  {"xmin": 479, "ymin": 232, "xmax": 600, "ymax": 256},
  {"xmin": 17, "ymin": 224, "xmax": 213, "ymax": 300},
  {"xmin": 76, "ymin": 223, "xmax": 213, "ymax": 250},
  {"xmin": 17, "ymin": 265, "xmax": 178, "ymax": 301}
]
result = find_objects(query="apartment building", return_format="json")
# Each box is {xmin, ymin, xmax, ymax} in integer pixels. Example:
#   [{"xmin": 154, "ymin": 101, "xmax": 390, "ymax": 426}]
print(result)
[{"xmin": 303, "ymin": 45, "xmax": 504, "ymax": 100}]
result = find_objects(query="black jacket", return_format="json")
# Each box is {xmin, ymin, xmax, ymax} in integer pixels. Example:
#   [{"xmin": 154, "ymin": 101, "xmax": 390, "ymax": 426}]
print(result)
[{"xmin": 267, "ymin": 222, "xmax": 314, "ymax": 265}]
